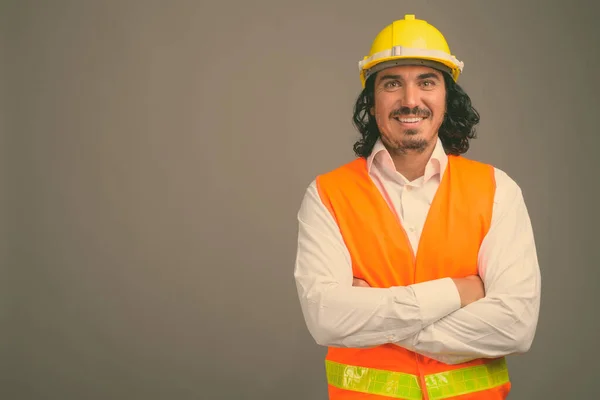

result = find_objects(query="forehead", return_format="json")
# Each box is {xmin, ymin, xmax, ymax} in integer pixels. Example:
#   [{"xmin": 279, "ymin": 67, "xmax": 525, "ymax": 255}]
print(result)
[{"xmin": 375, "ymin": 65, "xmax": 443, "ymax": 81}]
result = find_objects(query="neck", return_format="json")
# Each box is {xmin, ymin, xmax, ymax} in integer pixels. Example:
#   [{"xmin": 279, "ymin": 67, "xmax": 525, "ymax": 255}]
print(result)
[{"xmin": 389, "ymin": 141, "xmax": 437, "ymax": 182}]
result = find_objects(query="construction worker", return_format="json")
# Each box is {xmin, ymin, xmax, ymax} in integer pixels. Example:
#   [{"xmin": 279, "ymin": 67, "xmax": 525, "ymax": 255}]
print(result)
[{"xmin": 293, "ymin": 14, "xmax": 541, "ymax": 400}]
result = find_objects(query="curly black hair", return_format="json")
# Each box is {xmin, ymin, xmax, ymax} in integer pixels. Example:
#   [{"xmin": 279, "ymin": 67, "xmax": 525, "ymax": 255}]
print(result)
[{"xmin": 352, "ymin": 71, "xmax": 480, "ymax": 157}]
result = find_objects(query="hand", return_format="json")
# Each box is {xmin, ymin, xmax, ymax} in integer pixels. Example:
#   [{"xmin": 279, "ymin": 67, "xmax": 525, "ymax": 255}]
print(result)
[
  {"xmin": 353, "ymin": 277, "xmax": 371, "ymax": 287},
  {"xmin": 452, "ymin": 275, "xmax": 485, "ymax": 307}
]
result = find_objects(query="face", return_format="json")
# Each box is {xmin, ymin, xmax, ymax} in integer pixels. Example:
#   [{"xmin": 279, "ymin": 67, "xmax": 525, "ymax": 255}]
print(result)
[{"xmin": 371, "ymin": 65, "xmax": 447, "ymax": 154}]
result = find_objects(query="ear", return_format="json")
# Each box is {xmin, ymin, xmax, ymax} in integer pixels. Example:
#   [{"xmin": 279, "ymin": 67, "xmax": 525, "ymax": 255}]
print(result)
[{"xmin": 369, "ymin": 106, "xmax": 375, "ymax": 116}]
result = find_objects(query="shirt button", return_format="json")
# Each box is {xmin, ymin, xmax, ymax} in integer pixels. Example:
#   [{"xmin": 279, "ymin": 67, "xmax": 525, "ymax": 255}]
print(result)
[
  {"xmin": 405, "ymin": 186, "xmax": 413, "ymax": 191},
  {"xmin": 408, "ymin": 226, "xmax": 416, "ymax": 233}
]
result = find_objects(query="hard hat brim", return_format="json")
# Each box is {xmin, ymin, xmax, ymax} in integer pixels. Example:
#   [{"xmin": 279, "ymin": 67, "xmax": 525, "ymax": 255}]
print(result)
[{"xmin": 363, "ymin": 58, "xmax": 454, "ymax": 83}]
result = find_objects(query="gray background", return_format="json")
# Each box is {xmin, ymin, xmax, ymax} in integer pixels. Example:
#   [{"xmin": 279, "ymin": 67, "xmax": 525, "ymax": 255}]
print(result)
[{"xmin": 3, "ymin": 0, "xmax": 598, "ymax": 399}]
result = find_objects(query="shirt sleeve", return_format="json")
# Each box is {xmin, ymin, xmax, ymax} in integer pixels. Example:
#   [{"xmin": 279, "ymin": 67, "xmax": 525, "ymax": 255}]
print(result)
[
  {"xmin": 393, "ymin": 168, "xmax": 542, "ymax": 364},
  {"xmin": 293, "ymin": 180, "xmax": 461, "ymax": 348}
]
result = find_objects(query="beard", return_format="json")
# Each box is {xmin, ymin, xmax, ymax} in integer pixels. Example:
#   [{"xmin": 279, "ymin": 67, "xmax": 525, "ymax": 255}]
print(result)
[{"xmin": 382, "ymin": 128, "xmax": 429, "ymax": 154}]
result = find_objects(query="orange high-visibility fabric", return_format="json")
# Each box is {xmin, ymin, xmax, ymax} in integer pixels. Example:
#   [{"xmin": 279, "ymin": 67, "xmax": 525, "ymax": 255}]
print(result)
[{"xmin": 315, "ymin": 155, "xmax": 510, "ymax": 400}]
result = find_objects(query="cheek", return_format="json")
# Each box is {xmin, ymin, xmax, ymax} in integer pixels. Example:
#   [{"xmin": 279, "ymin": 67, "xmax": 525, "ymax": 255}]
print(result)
[
  {"xmin": 432, "ymin": 111, "xmax": 445, "ymax": 129},
  {"xmin": 434, "ymin": 106, "xmax": 445, "ymax": 121},
  {"xmin": 430, "ymin": 98, "xmax": 446, "ymax": 120},
  {"xmin": 374, "ymin": 112, "xmax": 390, "ymax": 131},
  {"xmin": 373, "ymin": 92, "xmax": 395, "ymax": 116},
  {"xmin": 372, "ymin": 104, "xmax": 387, "ymax": 123}
]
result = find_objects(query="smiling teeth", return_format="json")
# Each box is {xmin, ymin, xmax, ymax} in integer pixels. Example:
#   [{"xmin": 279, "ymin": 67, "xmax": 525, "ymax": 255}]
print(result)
[{"xmin": 398, "ymin": 117, "xmax": 423, "ymax": 123}]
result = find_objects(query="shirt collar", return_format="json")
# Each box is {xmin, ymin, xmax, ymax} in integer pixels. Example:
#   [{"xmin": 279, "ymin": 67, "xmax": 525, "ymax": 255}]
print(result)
[{"xmin": 366, "ymin": 136, "xmax": 448, "ymax": 183}]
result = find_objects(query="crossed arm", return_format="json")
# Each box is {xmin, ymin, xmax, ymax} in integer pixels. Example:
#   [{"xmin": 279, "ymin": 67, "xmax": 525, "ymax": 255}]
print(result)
[{"xmin": 293, "ymin": 173, "xmax": 541, "ymax": 364}]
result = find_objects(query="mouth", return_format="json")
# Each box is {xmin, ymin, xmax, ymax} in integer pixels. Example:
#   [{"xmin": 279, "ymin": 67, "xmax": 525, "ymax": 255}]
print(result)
[{"xmin": 393, "ymin": 116, "xmax": 427, "ymax": 125}]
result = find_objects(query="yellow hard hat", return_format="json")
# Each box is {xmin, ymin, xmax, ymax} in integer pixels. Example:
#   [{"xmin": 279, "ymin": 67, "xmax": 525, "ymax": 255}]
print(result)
[{"xmin": 358, "ymin": 14, "xmax": 464, "ymax": 87}]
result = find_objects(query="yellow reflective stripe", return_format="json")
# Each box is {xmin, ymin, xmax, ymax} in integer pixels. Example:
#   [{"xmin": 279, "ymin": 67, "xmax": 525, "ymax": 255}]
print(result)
[
  {"xmin": 425, "ymin": 358, "xmax": 510, "ymax": 400},
  {"xmin": 325, "ymin": 358, "xmax": 509, "ymax": 400},
  {"xmin": 325, "ymin": 360, "xmax": 423, "ymax": 400}
]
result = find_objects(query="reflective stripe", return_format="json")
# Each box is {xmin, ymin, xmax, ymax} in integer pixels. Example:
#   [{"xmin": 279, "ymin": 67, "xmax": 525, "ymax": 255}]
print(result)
[
  {"xmin": 325, "ymin": 358, "xmax": 509, "ymax": 400},
  {"xmin": 425, "ymin": 358, "xmax": 509, "ymax": 400},
  {"xmin": 325, "ymin": 360, "xmax": 423, "ymax": 399}
]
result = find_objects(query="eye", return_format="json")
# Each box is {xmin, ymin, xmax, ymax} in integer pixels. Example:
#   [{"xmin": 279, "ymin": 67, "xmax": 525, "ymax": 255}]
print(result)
[
  {"xmin": 384, "ymin": 80, "xmax": 401, "ymax": 90},
  {"xmin": 420, "ymin": 80, "xmax": 436, "ymax": 88}
]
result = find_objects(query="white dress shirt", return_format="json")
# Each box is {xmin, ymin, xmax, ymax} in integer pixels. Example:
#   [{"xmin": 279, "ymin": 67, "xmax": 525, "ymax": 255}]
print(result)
[{"xmin": 294, "ymin": 137, "xmax": 541, "ymax": 365}]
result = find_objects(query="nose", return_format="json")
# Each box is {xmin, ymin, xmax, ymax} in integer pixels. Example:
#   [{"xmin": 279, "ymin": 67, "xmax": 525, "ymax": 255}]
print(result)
[{"xmin": 401, "ymin": 84, "xmax": 418, "ymax": 109}]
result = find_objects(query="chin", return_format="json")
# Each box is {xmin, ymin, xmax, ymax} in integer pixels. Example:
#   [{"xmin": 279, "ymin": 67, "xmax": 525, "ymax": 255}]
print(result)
[{"xmin": 402, "ymin": 129, "xmax": 421, "ymax": 136}]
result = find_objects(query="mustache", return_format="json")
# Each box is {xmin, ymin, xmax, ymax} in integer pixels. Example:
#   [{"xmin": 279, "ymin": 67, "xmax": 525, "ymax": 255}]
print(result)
[{"xmin": 390, "ymin": 106, "xmax": 431, "ymax": 118}]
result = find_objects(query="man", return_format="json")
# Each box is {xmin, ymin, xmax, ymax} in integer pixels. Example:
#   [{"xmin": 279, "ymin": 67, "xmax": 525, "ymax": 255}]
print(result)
[{"xmin": 293, "ymin": 14, "xmax": 541, "ymax": 400}]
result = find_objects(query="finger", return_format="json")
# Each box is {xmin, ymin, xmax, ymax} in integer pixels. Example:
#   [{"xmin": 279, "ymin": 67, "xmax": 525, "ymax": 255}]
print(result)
[{"xmin": 353, "ymin": 278, "xmax": 370, "ymax": 287}]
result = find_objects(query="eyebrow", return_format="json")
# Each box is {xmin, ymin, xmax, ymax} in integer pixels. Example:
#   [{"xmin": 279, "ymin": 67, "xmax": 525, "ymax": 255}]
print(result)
[
  {"xmin": 379, "ymin": 74, "xmax": 402, "ymax": 82},
  {"xmin": 378, "ymin": 72, "xmax": 442, "ymax": 83},
  {"xmin": 417, "ymin": 72, "xmax": 442, "ymax": 80}
]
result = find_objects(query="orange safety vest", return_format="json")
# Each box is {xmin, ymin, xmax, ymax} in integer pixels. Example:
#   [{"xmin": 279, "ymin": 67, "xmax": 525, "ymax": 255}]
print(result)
[{"xmin": 315, "ymin": 155, "xmax": 510, "ymax": 400}]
